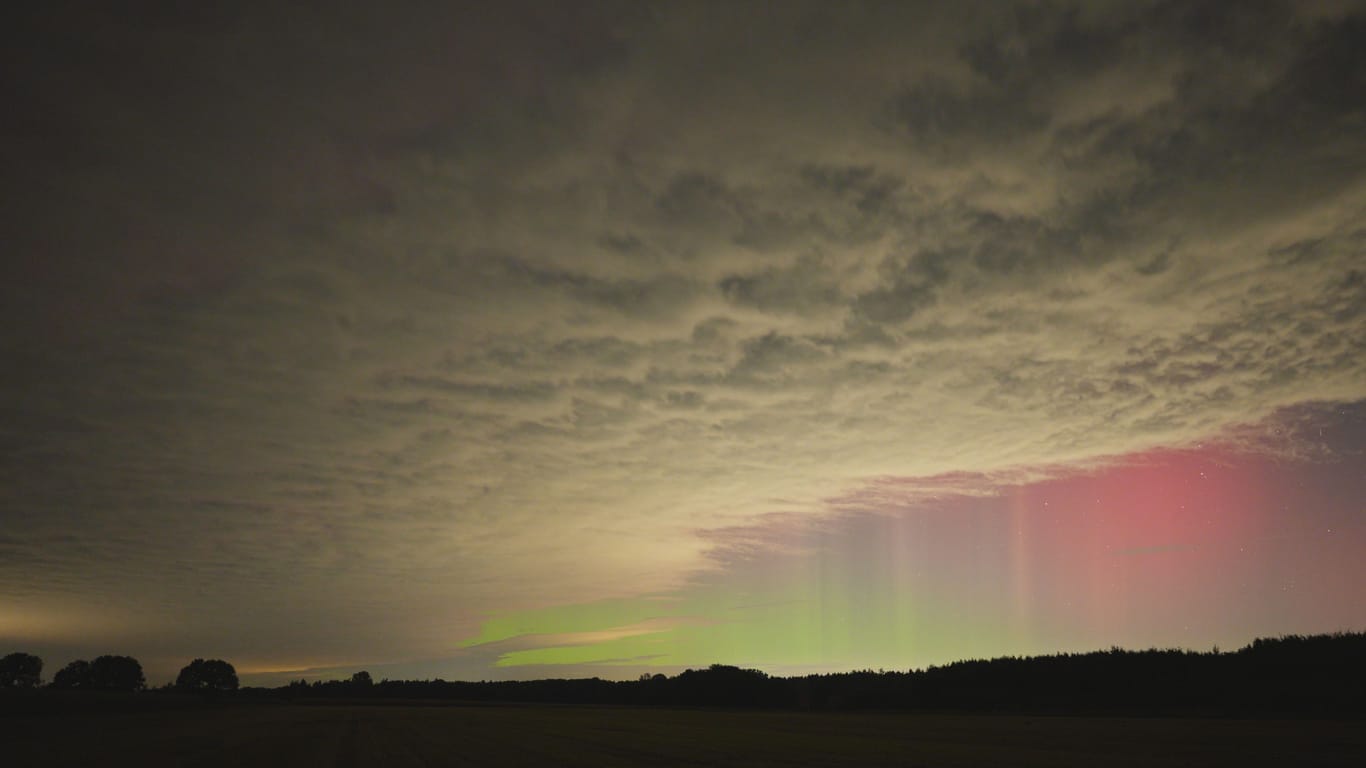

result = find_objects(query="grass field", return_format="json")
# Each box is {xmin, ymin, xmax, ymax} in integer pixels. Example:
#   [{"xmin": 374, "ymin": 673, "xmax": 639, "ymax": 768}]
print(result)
[{"xmin": 4, "ymin": 702, "xmax": 1363, "ymax": 767}]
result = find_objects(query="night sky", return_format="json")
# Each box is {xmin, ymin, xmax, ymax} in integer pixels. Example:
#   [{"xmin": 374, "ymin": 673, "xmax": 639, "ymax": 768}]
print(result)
[{"xmin": 2, "ymin": 1, "xmax": 1363, "ymax": 686}]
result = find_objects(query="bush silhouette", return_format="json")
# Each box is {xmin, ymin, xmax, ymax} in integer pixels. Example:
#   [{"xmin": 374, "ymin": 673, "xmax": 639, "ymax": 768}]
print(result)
[
  {"xmin": 175, "ymin": 658, "xmax": 238, "ymax": 692},
  {"xmin": 0, "ymin": 652, "xmax": 42, "ymax": 688}
]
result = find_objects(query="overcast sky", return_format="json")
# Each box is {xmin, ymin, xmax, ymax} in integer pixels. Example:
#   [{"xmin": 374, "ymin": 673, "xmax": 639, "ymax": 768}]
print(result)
[{"xmin": 2, "ymin": 1, "xmax": 1363, "ymax": 684}]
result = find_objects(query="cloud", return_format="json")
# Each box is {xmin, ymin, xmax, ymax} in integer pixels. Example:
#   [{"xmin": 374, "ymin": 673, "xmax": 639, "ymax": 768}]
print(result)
[{"xmin": 1, "ymin": 1, "xmax": 1363, "ymax": 677}]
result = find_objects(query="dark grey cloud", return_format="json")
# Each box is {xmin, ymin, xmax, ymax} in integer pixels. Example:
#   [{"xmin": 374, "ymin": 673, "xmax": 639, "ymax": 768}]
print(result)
[{"xmin": 719, "ymin": 253, "xmax": 845, "ymax": 314}]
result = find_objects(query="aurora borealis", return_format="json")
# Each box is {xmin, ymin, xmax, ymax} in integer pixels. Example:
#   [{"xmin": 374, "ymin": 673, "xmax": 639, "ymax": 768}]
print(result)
[
  {"xmin": 454, "ymin": 424, "xmax": 1365, "ymax": 680},
  {"xmin": 2, "ymin": 2, "xmax": 1364, "ymax": 686}
]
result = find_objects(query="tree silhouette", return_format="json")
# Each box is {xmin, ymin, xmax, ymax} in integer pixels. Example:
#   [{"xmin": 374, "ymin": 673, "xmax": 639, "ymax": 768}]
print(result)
[
  {"xmin": 50, "ymin": 659, "xmax": 93, "ymax": 689},
  {"xmin": 261, "ymin": 631, "xmax": 1366, "ymax": 715},
  {"xmin": 89, "ymin": 655, "xmax": 145, "ymax": 691},
  {"xmin": 351, "ymin": 670, "xmax": 373, "ymax": 687},
  {"xmin": 0, "ymin": 652, "xmax": 42, "ymax": 688},
  {"xmin": 175, "ymin": 658, "xmax": 238, "ymax": 692}
]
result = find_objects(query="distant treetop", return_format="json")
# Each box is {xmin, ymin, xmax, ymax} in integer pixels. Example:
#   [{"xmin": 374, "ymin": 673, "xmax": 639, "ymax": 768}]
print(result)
[
  {"xmin": 51, "ymin": 655, "xmax": 145, "ymax": 691},
  {"xmin": 176, "ymin": 658, "xmax": 239, "ymax": 693},
  {"xmin": 90, "ymin": 655, "xmax": 146, "ymax": 691},
  {"xmin": 50, "ymin": 659, "xmax": 93, "ymax": 689},
  {"xmin": 0, "ymin": 652, "xmax": 43, "ymax": 688}
]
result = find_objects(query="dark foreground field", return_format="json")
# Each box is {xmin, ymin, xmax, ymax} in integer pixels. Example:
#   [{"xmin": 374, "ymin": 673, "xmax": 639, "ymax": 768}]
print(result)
[{"xmin": 4, "ymin": 702, "xmax": 1363, "ymax": 767}]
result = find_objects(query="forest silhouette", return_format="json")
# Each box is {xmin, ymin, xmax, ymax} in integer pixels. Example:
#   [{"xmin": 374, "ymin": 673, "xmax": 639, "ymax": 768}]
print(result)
[
  {"xmin": 8, "ymin": 631, "xmax": 1360, "ymax": 716},
  {"xmin": 274, "ymin": 631, "xmax": 1365, "ymax": 714}
]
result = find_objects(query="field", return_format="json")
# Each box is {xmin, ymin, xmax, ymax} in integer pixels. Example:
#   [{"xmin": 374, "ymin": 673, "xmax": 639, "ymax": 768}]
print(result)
[{"xmin": 4, "ymin": 701, "xmax": 1363, "ymax": 767}]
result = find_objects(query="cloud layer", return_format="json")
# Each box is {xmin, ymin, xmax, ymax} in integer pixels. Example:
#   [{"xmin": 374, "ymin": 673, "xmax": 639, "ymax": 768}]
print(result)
[{"xmin": 2, "ymin": 1, "xmax": 1363, "ymax": 679}]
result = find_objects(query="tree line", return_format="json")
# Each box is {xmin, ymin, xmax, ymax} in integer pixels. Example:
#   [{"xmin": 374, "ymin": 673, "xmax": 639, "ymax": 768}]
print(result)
[
  {"xmin": 276, "ymin": 631, "xmax": 1366, "ymax": 714},
  {"xmin": 0, "ymin": 653, "xmax": 238, "ymax": 693},
  {"xmin": 5, "ymin": 631, "xmax": 1363, "ymax": 714}
]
